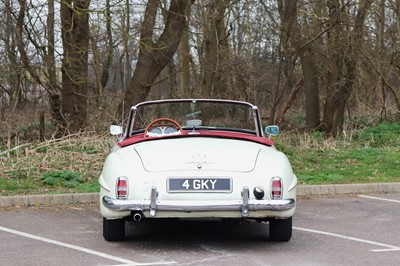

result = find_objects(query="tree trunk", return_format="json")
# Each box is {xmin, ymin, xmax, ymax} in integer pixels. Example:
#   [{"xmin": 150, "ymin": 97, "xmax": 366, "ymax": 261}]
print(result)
[
  {"xmin": 201, "ymin": 0, "xmax": 230, "ymax": 98},
  {"xmin": 6, "ymin": 1, "xmax": 22, "ymax": 110},
  {"xmin": 301, "ymin": 47, "xmax": 320, "ymax": 129},
  {"xmin": 180, "ymin": 26, "xmax": 191, "ymax": 97},
  {"xmin": 201, "ymin": 7, "xmax": 218, "ymax": 98},
  {"xmin": 285, "ymin": 0, "xmax": 321, "ymax": 129},
  {"xmin": 60, "ymin": 0, "xmax": 91, "ymax": 132},
  {"xmin": 123, "ymin": 0, "xmax": 194, "ymax": 113},
  {"xmin": 322, "ymin": 0, "xmax": 372, "ymax": 136},
  {"xmin": 46, "ymin": 0, "xmax": 63, "ymax": 129},
  {"xmin": 271, "ymin": 0, "xmax": 298, "ymax": 124}
]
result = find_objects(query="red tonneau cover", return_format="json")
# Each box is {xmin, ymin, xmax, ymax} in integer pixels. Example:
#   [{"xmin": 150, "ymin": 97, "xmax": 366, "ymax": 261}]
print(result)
[{"xmin": 118, "ymin": 130, "xmax": 274, "ymax": 147}]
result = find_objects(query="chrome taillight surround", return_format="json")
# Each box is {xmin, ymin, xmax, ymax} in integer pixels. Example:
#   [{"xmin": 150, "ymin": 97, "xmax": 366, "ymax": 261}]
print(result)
[
  {"xmin": 116, "ymin": 176, "xmax": 128, "ymax": 199},
  {"xmin": 270, "ymin": 176, "xmax": 283, "ymax": 199}
]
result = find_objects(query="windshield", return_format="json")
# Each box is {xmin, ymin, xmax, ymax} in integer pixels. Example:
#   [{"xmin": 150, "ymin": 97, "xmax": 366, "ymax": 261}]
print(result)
[{"xmin": 128, "ymin": 100, "xmax": 261, "ymax": 135}]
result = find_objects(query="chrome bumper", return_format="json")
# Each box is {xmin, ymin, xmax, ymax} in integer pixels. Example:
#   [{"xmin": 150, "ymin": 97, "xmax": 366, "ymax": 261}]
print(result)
[{"xmin": 102, "ymin": 187, "xmax": 296, "ymax": 218}]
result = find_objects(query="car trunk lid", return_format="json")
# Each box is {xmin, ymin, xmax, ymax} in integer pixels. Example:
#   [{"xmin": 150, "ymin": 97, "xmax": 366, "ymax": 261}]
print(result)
[{"xmin": 134, "ymin": 137, "xmax": 260, "ymax": 172}]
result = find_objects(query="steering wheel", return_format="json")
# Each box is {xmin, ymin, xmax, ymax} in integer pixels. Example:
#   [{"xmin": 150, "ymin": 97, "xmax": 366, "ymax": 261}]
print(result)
[{"xmin": 144, "ymin": 118, "xmax": 183, "ymax": 137}]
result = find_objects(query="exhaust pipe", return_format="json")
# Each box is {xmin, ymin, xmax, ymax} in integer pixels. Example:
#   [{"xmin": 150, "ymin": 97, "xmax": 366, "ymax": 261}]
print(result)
[{"xmin": 133, "ymin": 212, "xmax": 142, "ymax": 222}]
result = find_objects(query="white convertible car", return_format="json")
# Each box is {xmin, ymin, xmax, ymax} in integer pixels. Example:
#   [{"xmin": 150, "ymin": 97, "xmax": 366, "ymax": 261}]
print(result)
[{"xmin": 99, "ymin": 99, "xmax": 297, "ymax": 241}]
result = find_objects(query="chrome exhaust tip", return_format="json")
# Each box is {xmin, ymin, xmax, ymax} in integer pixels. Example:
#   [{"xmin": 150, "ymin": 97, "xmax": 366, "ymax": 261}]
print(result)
[{"xmin": 133, "ymin": 212, "xmax": 142, "ymax": 222}]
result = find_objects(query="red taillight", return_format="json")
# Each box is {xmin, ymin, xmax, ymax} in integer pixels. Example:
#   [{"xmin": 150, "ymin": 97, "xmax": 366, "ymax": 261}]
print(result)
[
  {"xmin": 116, "ymin": 177, "xmax": 128, "ymax": 199},
  {"xmin": 271, "ymin": 177, "xmax": 283, "ymax": 199}
]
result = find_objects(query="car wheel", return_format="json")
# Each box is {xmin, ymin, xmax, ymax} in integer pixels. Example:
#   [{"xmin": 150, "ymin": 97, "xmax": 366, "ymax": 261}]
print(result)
[
  {"xmin": 269, "ymin": 217, "xmax": 292, "ymax": 242},
  {"xmin": 103, "ymin": 218, "xmax": 125, "ymax": 241}
]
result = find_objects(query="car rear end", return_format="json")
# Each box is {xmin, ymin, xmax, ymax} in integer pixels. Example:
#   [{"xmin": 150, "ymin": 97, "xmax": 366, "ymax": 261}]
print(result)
[{"xmin": 100, "ymin": 137, "xmax": 296, "ymax": 241}]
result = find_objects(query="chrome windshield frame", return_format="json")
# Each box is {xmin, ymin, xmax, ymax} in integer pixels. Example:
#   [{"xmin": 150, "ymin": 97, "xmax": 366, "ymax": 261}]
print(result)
[{"xmin": 124, "ymin": 99, "xmax": 264, "ymax": 138}]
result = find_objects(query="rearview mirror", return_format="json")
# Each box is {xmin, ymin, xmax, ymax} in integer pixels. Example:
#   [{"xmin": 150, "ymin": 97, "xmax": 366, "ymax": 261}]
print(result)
[
  {"xmin": 265, "ymin": 125, "xmax": 279, "ymax": 137},
  {"xmin": 110, "ymin": 125, "xmax": 123, "ymax": 136},
  {"xmin": 185, "ymin": 119, "xmax": 202, "ymax": 127}
]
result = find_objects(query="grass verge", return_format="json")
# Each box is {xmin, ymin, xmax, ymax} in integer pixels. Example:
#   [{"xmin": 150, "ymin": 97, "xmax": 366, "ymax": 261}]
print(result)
[
  {"xmin": 0, "ymin": 132, "xmax": 113, "ymax": 196},
  {"xmin": 276, "ymin": 122, "xmax": 400, "ymax": 185},
  {"xmin": 0, "ymin": 122, "xmax": 399, "ymax": 196}
]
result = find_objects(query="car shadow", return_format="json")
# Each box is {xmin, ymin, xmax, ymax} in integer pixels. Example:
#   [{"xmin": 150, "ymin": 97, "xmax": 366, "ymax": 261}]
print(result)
[{"xmin": 124, "ymin": 218, "xmax": 270, "ymax": 244}]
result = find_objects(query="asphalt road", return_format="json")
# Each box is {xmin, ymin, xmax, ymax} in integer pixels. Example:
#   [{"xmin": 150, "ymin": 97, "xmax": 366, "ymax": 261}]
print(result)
[{"xmin": 1, "ymin": 193, "xmax": 399, "ymax": 266}]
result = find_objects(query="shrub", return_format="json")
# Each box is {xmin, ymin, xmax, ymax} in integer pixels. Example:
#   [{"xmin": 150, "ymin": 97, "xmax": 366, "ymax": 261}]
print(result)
[{"xmin": 40, "ymin": 171, "xmax": 83, "ymax": 188}]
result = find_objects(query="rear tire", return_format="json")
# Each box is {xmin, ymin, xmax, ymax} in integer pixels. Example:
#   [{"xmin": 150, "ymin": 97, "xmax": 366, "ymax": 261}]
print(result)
[
  {"xmin": 103, "ymin": 217, "xmax": 125, "ymax": 241},
  {"xmin": 269, "ymin": 217, "xmax": 292, "ymax": 242}
]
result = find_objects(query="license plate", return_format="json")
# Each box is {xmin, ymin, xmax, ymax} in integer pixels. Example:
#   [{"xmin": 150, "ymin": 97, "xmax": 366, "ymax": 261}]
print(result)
[{"xmin": 167, "ymin": 177, "xmax": 232, "ymax": 193}]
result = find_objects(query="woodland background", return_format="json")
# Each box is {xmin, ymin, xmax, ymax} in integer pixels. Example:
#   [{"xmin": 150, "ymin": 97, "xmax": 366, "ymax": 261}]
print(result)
[{"xmin": 1, "ymin": 0, "xmax": 400, "ymax": 146}]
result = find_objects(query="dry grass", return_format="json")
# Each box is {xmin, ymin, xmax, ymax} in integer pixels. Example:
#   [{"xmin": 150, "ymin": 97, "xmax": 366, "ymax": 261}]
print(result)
[
  {"xmin": 0, "ymin": 131, "xmax": 115, "ymax": 195},
  {"xmin": 1, "ymin": 116, "xmax": 399, "ymax": 195}
]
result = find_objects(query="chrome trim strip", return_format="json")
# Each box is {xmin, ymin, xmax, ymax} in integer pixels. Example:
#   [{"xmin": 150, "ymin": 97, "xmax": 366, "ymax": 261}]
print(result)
[
  {"xmin": 132, "ymin": 99, "xmax": 257, "ymax": 110},
  {"xmin": 102, "ymin": 196, "xmax": 296, "ymax": 216}
]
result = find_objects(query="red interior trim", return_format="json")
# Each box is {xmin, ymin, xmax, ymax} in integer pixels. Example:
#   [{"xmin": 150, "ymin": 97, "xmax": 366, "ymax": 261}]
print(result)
[{"xmin": 117, "ymin": 130, "xmax": 274, "ymax": 147}]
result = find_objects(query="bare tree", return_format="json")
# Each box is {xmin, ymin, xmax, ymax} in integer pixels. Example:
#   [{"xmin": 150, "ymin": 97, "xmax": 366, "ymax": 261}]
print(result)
[
  {"xmin": 60, "ymin": 0, "xmax": 91, "ymax": 132},
  {"xmin": 90, "ymin": 0, "xmax": 114, "ymax": 109},
  {"xmin": 15, "ymin": 0, "xmax": 63, "ymax": 127},
  {"xmin": 3, "ymin": 0, "xmax": 400, "ymax": 141},
  {"xmin": 122, "ymin": 0, "xmax": 194, "ymax": 114},
  {"xmin": 45, "ymin": 0, "xmax": 63, "ymax": 128},
  {"xmin": 268, "ymin": 0, "xmax": 300, "ymax": 125},
  {"xmin": 290, "ymin": 0, "xmax": 321, "ymax": 130},
  {"xmin": 3, "ymin": 0, "xmax": 22, "ymax": 110},
  {"xmin": 322, "ymin": 0, "xmax": 373, "ymax": 136},
  {"xmin": 201, "ymin": 0, "xmax": 231, "ymax": 98}
]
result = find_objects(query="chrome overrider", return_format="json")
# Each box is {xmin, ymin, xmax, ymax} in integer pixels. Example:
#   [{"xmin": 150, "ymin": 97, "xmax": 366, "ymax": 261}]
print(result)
[{"xmin": 102, "ymin": 187, "xmax": 296, "ymax": 218}]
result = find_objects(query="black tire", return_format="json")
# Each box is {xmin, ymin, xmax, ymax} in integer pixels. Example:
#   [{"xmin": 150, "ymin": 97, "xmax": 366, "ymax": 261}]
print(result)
[
  {"xmin": 103, "ymin": 217, "xmax": 125, "ymax": 241},
  {"xmin": 269, "ymin": 217, "xmax": 292, "ymax": 242}
]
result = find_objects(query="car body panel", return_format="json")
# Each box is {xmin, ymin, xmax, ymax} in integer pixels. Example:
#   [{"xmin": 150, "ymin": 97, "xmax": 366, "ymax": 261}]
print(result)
[{"xmin": 135, "ymin": 137, "xmax": 261, "ymax": 172}]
